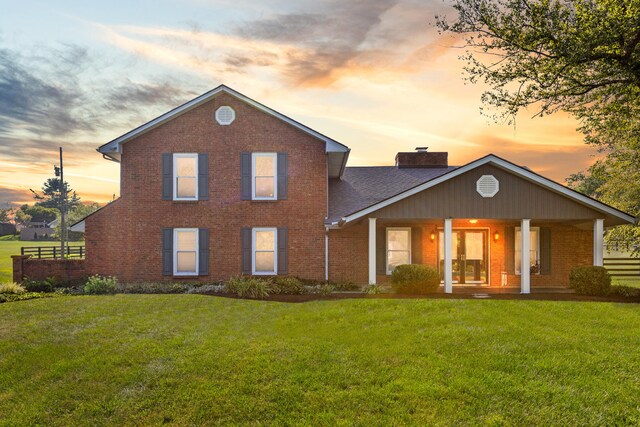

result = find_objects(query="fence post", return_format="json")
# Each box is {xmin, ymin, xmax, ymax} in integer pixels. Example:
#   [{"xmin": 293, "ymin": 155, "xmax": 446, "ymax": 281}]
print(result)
[{"xmin": 39, "ymin": 247, "xmax": 42, "ymax": 259}]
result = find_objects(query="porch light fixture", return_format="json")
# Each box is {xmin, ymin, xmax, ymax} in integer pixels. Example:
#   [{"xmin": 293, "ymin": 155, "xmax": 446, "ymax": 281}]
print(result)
[
  {"xmin": 469, "ymin": 219, "xmax": 478, "ymax": 224},
  {"xmin": 430, "ymin": 231, "xmax": 436, "ymax": 242},
  {"xmin": 494, "ymin": 231, "xmax": 500, "ymax": 241}
]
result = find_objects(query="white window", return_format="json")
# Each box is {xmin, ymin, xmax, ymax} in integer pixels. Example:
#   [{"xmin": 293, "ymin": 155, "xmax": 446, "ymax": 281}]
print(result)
[
  {"xmin": 174, "ymin": 228, "xmax": 199, "ymax": 276},
  {"xmin": 515, "ymin": 227, "xmax": 540, "ymax": 275},
  {"xmin": 173, "ymin": 153, "xmax": 198, "ymax": 200},
  {"xmin": 386, "ymin": 227, "xmax": 411, "ymax": 274},
  {"xmin": 252, "ymin": 153, "xmax": 277, "ymax": 200},
  {"xmin": 252, "ymin": 227, "xmax": 277, "ymax": 275}
]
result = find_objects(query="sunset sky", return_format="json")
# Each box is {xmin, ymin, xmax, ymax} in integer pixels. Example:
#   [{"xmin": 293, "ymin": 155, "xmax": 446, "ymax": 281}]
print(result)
[{"xmin": 0, "ymin": 0, "xmax": 597, "ymax": 207}]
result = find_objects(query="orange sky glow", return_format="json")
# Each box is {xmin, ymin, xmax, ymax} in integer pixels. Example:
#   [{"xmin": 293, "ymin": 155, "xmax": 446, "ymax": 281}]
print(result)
[{"xmin": 0, "ymin": 0, "xmax": 598, "ymax": 208}]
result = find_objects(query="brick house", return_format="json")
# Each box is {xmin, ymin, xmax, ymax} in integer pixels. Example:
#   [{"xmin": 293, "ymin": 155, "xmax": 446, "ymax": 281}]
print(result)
[{"xmin": 73, "ymin": 85, "xmax": 636, "ymax": 293}]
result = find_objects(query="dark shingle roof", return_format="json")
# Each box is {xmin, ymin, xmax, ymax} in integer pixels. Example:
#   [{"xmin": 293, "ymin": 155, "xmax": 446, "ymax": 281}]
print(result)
[{"xmin": 327, "ymin": 166, "xmax": 457, "ymax": 223}]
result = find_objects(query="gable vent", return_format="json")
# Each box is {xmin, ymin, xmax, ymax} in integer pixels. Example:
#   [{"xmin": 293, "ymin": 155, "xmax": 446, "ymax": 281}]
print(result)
[
  {"xmin": 215, "ymin": 106, "xmax": 235, "ymax": 125},
  {"xmin": 476, "ymin": 175, "xmax": 499, "ymax": 198}
]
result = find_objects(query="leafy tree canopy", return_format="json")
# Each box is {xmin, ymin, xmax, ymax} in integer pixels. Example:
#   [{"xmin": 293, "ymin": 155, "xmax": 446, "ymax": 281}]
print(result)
[
  {"xmin": 439, "ymin": 0, "xmax": 640, "ymax": 253},
  {"xmin": 19, "ymin": 205, "xmax": 58, "ymax": 224}
]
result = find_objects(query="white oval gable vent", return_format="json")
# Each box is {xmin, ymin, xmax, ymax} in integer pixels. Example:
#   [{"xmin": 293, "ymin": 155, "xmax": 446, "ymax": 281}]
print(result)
[
  {"xmin": 215, "ymin": 106, "xmax": 236, "ymax": 125},
  {"xmin": 476, "ymin": 175, "xmax": 499, "ymax": 198}
]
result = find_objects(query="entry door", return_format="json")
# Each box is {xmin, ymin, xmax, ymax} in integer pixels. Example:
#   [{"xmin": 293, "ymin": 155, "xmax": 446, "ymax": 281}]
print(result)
[{"xmin": 439, "ymin": 230, "xmax": 488, "ymax": 285}]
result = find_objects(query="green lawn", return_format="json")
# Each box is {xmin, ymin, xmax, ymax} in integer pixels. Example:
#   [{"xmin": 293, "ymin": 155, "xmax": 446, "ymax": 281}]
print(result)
[
  {"xmin": 0, "ymin": 295, "xmax": 639, "ymax": 425},
  {"xmin": 0, "ymin": 235, "xmax": 84, "ymax": 283}
]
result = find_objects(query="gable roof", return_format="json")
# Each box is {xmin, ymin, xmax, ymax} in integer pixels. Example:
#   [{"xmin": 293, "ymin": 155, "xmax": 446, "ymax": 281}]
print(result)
[
  {"xmin": 328, "ymin": 165, "xmax": 456, "ymax": 223},
  {"xmin": 329, "ymin": 154, "xmax": 636, "ymax": 226},
  {"xmin": 98, "ymin": 84, "xmax": 350, "ymax": 177}
]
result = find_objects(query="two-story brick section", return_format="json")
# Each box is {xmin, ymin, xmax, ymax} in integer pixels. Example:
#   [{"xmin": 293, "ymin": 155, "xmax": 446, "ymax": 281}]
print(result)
[{"xmin": 73, "ymin": 85, "xmax": 636, "ymax": 293}]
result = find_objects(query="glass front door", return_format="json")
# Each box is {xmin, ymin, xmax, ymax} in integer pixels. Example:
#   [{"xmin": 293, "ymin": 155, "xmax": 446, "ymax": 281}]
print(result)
[{"xmin": 439, "ymin": 229, "xmax": 488, "ymax": 285}]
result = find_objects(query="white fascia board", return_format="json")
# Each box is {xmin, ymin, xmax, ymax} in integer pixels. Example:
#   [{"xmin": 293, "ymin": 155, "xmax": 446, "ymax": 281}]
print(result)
[
  {"xmin": 340, "ymin": 155, "xmax": 636, "ymax": 225},
  {"xmin": 98, "ymin": 85, "xmax": 349, "ymax": 156}
]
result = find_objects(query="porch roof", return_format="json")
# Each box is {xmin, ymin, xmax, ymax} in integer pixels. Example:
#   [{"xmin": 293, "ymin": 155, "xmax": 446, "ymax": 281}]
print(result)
[{"xmin": 327, "ymin": 154, "xmax": 636, "ymax": 227}]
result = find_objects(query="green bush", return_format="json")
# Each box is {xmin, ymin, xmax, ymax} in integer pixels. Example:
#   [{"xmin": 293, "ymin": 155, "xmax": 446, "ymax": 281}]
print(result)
[
  {"xmin": 332, "ymin": 281, "xmax": 361, "ymax": 291},
  {"xmin": 609, "ymin": 285, "xmax": 640, "ymax": 298},
  {"xmin": 308, "ymin": 283, "xmax": 335, "ymax": 296},
  {"xmin": 270, "ymin": 277, "xmax": 305, "ymax": 295},
  {"xmin": 83, "ymin": 275, "xmax": 117, "ymax": 295},
  {"xmin": 391, "ymin": 264, "xmax": 440, "ymax": 294},
  {"xmin": 569, "ymin": 266, "xmax": 611, "ymax": 296},
  {"xmin": 225, "ymin": 276, "xmax": 270, "ymax": 299},
  {"xmin": 116, "ymin": 281, "xmax": 192, "ymax": 294},
  {"xmin": 0, "ymin": 282, "xmax": 26, "ymax": 294},
  {"xmin": 23, "ymin": 279, "xmax": 51, "ymax": 293},
  {"xmin": 364, "ymin": 284, "xmax": 383, "ymax": 295},
  {"xmin": 0, "ymin": 292, "xmax": 48, "ymax": 303}
]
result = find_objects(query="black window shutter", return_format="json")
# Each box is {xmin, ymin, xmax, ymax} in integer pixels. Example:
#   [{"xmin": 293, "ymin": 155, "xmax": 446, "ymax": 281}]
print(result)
[
  {"xmin": 277, "ymin": 228, "xmax": 288, "ymax": 275},
  {"xmin": 377, "ymin": 226, "xmax": 386, "ymax": 275},
  {"xmin": 240, "ymin": 152, "xmax": 251, "ymax": 200},
  {"xmin": 277, "ymin": 153, "xmax": 288, "ymax": 200},
  {"xmin": 198, "ymin": 154, "xmax": 209, "ymax": 200},
  {"xmin": 411, "ymin": 226, "xmax": 422, "ymax": 264},
  {"xmin": 162, "ymin": 153, "xmax": 173, "ymax": 200},
  {"xmin": 540, "ymin": 227, "xmax": 551, "ymax": 275},
  {"xmin": 199, "ymin": 228, "xmax": 209, "ymax": 275},
  {"xmin": 241, "ymin": 227, "xmax": 251, "ymax": 274},
  {"xmin": 162, "ymin": 228, "xmax": 173, "ymax": 276},
  {"xmin": 504, "ymin": 227, "xmax": 515, "ymax": 274}
]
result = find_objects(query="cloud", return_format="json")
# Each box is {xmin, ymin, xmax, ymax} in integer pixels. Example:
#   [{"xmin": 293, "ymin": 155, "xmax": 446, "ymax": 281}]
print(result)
[
  {"xmin": 97, "ymin": 0, "xmax": 458, "ymax": 87},
  {"xmin": 0, "ymin": 187, "xmax": 33, "ymax": 207},
  {"xmin": 0, "ymin": 46, "xmax": 94, "ymax": 137}
]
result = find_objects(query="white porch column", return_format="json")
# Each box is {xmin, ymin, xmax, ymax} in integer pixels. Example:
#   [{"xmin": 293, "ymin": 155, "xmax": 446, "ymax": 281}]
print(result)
[
  {"xmin": 520, "ymin": 219, "xmax": 531, "ymax": 294},
  {"xmin": 444, "ymin": 218, "xmax": 453, "ymax": 294},
  {"xmin": 368, "ymin": 218, "xmax": 377, "ymax": 285},
  {"xmin": 593, "ymin": 219, "xmax": 604, "ymax": 266}
]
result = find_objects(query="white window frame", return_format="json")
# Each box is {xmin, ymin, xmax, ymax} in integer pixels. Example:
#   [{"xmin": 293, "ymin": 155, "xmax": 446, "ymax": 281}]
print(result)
[
  {"xmin": 386, "ymin": 227, "xmax": 412, "ymax": 275},
  {"xmin": 252, "ymin": 227, "xmax": 278, "ymax": 275},
  {"xmin": 515, "ymin": 226, "xmax": 540, "ymax": 275},
  {"xmin": 173, "ymin": 153, "xmax": 198, "ymax": 201},
  {"xmin": 173, "ymin": 228, "xmax": 199, "ymax": 276},
  {"xmin": 251, "ymin": 153, "xmax": 278, "ymax": 201}
]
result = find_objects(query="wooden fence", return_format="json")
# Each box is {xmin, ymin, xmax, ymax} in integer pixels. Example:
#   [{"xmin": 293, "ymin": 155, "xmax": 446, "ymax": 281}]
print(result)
[
  {"xmin": 21, "ymin": 246, "xmax": 85, "ymax": 259},
  {"xmin": 603, "ymin": 257, "xmax": 640, "ymax": 277}
]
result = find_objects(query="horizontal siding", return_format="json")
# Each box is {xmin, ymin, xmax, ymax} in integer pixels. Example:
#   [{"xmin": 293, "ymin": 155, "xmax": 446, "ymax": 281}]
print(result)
[{"xmin": 372, "ymin": 164, "xmax": 603, "ymax": 220}]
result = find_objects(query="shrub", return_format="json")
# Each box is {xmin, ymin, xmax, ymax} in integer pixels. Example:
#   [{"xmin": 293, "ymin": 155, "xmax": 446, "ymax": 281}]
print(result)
[
  {"xmin": 391, "ymin": 264, "xmax": 440, "ymax": 294},
  {"xmin": 569, "ymin": 266, "xmax": 611, "ymax": 296},
  {"xmin": 23, "ymin": 279, "xmax": 52, "ymax": 293},
  {"xmin": 187, "ymin": 284, "xmax": 226, "ymax": 294},
  {"xmin": 332, "ymin": 281, "xmax": 361, "ymax": 292},
  {"xmin": 0, "ymin": 292, "xmax": 47, "ymax": 303},
  {"xmin": 0, "ymin": 282, "xmax": 26, "ymax": 294},
  {"xmin": 116, "ymin": 281, "xmax": 192, "ymax": 294},
  {"xmin": 307, "ymin": 283, "xmax": 335, "ymax": 296},
  {"xmin": 270, "ymin": 276, "xmax": 306, "ymax": 295},
  {"xmin": 225, "ymin": 276, "xmax": 270, "ymax": 299},
  {"xmin": 364, "ymin": 284, "xmax": 383, "ymax": 295},
  {"xmin": 609, "ymin": 285, "xmax": 640, "ymax": 298},
  {"xmin": 83, "ymin": 275, "xmax": 117, "ymax": 295}
]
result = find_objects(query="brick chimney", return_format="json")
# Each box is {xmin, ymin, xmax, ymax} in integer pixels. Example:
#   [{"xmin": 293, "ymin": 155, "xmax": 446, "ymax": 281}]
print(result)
[{"xmin": 395, "ymin": 147, "xmax": 448, "ymax": 168}]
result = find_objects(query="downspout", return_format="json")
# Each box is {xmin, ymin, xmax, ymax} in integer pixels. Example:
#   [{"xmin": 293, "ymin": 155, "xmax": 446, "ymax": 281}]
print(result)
[
  {"xmin": 325, "ymin": 226, "xmax": 329, "ymax": 282},
  {"xmin": 325, "ymin": 154, "xmax": 329, "ymax": 282}
]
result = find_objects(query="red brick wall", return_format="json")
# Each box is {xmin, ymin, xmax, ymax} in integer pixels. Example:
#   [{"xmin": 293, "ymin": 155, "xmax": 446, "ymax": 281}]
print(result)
[
  {"xmin": 86, "ymin": 93, "xmax": 328, "ymax": 282},
  {"xmin": 13, "ymin": 255, "xmax": 87, "ymax": 284},
  {"xmin": 328, "ymin": 219, "xmax": 593, "ymax": 288}
]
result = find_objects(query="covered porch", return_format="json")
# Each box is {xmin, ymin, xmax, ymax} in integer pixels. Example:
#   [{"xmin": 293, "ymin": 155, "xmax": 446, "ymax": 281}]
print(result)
[{"xmin": 364, "ymin": 217, "xmax": 604, "ymax": 293}]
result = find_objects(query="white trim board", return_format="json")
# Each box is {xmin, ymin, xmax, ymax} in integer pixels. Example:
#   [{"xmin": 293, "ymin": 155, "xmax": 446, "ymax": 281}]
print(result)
[
  {"xmin": 338, "ymin": 154, "xmax": 636, "ymax": 226},
  {"xmin": 98, "ymin": 85, "xmax": 349, "ymax": 158}
]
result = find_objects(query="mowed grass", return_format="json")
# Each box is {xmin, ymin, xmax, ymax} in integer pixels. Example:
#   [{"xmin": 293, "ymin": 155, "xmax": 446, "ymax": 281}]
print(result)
[
  {"xmin": 1, "ymin": 296, "xmax": 639, "ymax": 426},
  {"xmin": 0, "ymin": 236, "xmax": 84, "ymax": 283}
]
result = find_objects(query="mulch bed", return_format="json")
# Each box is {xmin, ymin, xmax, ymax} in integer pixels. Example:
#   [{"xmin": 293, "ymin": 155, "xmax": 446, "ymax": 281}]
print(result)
[{"xmin": 205, "ymin": 292, "xmax": 640, "ymax": 304}]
